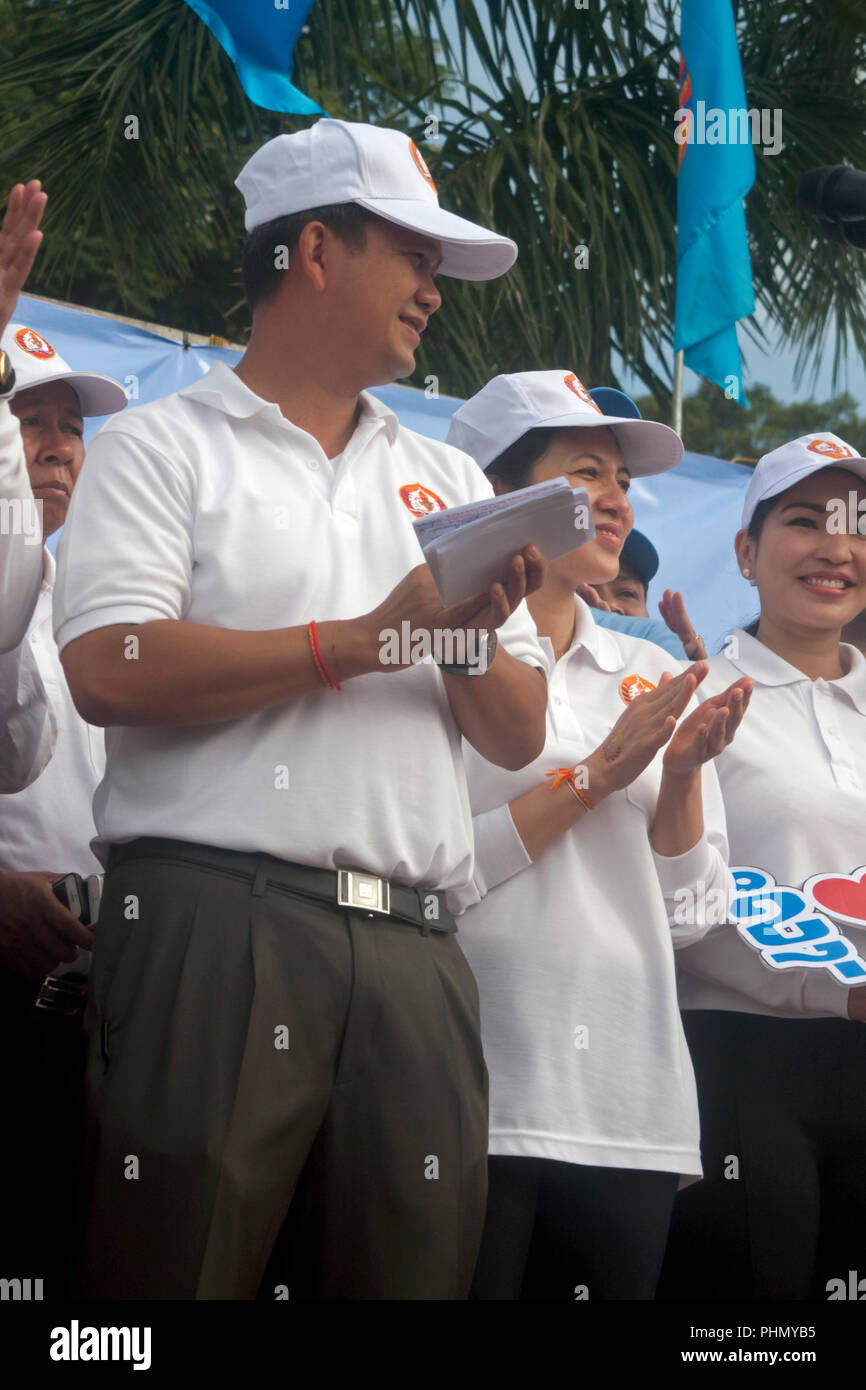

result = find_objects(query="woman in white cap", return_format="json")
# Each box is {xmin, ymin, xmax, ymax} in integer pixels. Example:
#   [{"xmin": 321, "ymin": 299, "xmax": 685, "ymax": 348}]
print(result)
[
  {"xmin": 445, "ymin": 370, "xmax": 752, "ymax": 1300},
  {"xmin": 661, "ymin": 434, "xmax": 866, "ymax": 1302}
]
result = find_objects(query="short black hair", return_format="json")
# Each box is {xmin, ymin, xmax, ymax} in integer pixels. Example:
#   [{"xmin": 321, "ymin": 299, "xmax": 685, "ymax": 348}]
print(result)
[
  {"xmin": 241, "ymin": 204, "xmax": 376, "ymax": 312},
  {"xmin": 486, "ymin": 427, "xmax": 561, "ymax": 492},
  {"xmin": 616, "ymin": 558, "xmax": 648, "ymax": 598}
]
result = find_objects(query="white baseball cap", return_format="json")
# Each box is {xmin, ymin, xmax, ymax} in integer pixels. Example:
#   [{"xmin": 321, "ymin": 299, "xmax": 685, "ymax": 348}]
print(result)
[
  {"xmin": 742, "ymin": 432, "xmax": 866, "ymax": 529},
  {"xmin": 2, "ymin": 323, "xmax": 128, "ymax": 416},
  {"xmin": 446, "ymin": 370, "xmax": 684, "ymax": 476},
  {"xmin": 235, "ymin": 119, "xmax": 517, "ymax": 281}
]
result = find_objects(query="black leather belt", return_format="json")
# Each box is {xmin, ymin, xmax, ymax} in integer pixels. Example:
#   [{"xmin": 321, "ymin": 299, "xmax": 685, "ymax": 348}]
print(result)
[{"xmin": 107, "ymin": 837, "xmax": 458, "ymax": 935}]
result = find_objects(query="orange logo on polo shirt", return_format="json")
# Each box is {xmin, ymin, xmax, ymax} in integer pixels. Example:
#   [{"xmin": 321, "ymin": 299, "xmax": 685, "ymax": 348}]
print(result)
[
  {"xmin": 15, "ymin": 326, "xmax": 55, "ymax": 360},
  {"xmin": 399, "ymin": 482, "xmax": 447, "ymax": 517},
  {"xmin": 563, "ymin": 373, "xmax": 602, "ymax": 413},
  {"xmin": 807, "ymin": 438, "xmax": 856, "ymax": 460},
  {"xmin": 409, "ymin": 141, "xmax": 437, "ymax": 193},
  {"xmin": 619, "ymin": 673, "xmax": 656, "ymax": 704}
]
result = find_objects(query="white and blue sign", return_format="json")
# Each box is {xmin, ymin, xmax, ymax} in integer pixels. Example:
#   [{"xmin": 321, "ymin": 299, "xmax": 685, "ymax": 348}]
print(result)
[{"xmin": 730, "ymin": 866, "xmax": 866, "ymax": 985}]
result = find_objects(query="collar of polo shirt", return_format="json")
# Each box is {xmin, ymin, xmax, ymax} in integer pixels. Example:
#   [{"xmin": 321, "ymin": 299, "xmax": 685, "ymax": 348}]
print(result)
[
  {"xmin": 724, "ymin": 626, "xmax": 866, "ymax": 712},
  {"xmin": 539, "ymin": 595, "xmax": 624, "ymax": 673},
  {"xmin": 179, "ymin": 360, "xmax": 400, "ymax": 445}
]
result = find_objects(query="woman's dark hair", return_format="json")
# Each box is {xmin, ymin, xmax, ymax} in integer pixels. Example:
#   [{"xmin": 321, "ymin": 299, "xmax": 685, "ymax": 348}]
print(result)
[
  {"xmin": 740, "ymin": 495, "xmax": 776, "ymax": 635},
  {"xmin": 746, "ymin": 495, "xmax": 775, "ymax": 545},
  {"xmin": 241, "ymin": 204, "xmax": 376, "ymax": 311},
  {"xmin": 485, "ymin": 427, "xmax": 561, "ymax": 492},
  {"xmin": 712, "ymin": 488, "xmax": 775, "ymax": 648}
]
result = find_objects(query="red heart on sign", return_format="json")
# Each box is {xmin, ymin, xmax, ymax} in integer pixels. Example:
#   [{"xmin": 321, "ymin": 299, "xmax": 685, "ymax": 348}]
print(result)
[{"xmin": 805, "ymin": 867, "xmax": 866, "ymax": 928}]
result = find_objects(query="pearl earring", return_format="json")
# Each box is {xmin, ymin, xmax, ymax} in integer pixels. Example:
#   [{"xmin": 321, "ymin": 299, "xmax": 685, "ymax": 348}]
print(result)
[{"xmin": 743, "ymin": 568, "xmax": 751, "ymax": 578}]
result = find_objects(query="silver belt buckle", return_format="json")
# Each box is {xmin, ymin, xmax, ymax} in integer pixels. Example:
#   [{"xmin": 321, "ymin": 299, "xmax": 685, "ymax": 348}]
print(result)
[{"xmin": 337, "ymin": 870, "xmax": 391, "ymax": 916}]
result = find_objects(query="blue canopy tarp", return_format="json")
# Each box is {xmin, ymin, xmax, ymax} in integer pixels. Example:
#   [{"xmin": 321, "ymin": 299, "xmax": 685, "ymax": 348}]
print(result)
[{"xmin": 19, "ymin": 293, "xmax": 756, "ymax": 653}]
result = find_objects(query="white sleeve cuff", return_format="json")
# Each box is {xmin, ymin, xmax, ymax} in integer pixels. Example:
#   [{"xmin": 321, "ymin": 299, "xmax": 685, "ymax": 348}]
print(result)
[
  {"xmin": 496, "ymin": 598, "xmax": 547, "ymax": 671},
  {"xmin": 652, "ymin": 833, "xmax": 734, "ymax": 947},
  {"xmin": 55, "ymin": 604, "xmax": 178, "ymax": 652},
  {"xmin": 652, "ymin": 831, "xmax": 716, "ymax": 897},
  {"xmin": 473, "ymin": 803, "xmax": 532, "ymax": 896},
  {"xmin": 448, "ymin": 803, "xmax": 532, "ymax": 915}
]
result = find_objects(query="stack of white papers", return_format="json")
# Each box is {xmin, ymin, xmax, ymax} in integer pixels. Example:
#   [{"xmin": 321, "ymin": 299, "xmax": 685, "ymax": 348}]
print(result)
[{"xmin": 413, "ymin": 477, "xmax": 594, "ymax": 606}]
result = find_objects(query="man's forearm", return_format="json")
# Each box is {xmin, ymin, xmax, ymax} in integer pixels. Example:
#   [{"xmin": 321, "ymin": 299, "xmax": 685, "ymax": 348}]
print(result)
[
  {"xmin": 443, "ymin": 651, "xmax": 547, "ymax": 771},
  {"xmin": 61, "ymin": 618, "xmax": 379, "ymax": 727}
]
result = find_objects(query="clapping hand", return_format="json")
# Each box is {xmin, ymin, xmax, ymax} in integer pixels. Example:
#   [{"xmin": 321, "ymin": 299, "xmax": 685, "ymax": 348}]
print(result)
[
  {"xmin": 661, "ymin": 677, "xmax": 753, "ymax": 776},
  {"xmin": 585, "ymin": 663, "xmax": 708, "ymax": 798}
]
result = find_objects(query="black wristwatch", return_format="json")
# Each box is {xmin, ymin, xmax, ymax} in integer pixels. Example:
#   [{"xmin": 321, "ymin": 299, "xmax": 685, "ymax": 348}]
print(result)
[
  {"xmin": 0, "ymin": 349, "xmax": 16, "ymax": 399},
  {"xmin": 435, "ymin": 629, "xmax": 498, "ymax": 676}
]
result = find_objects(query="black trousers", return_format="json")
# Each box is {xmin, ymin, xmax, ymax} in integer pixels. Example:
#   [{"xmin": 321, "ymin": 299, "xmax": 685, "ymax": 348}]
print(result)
[
  {"xmin": 0, "ymin": 969, "xmax": 88, "ymax": 1298},
  {"xmin": 659, "ymin": 1009, "xmax": 866, "ymax": 1301},
  {"xmin": 470, "ymin": 1155, "xmax": 679, "ymax": 1300}
]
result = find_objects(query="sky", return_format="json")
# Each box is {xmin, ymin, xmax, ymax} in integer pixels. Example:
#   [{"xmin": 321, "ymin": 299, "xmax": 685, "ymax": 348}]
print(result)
[{"xmin": 614, "ymin": 301, "xmax": 866, "ymax": 412}]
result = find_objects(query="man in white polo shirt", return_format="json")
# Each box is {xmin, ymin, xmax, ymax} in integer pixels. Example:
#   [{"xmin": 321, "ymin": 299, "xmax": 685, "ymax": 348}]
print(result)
[{"xmin": 55, "ymin": 119, "xmax": 548, "ymax": 1301}]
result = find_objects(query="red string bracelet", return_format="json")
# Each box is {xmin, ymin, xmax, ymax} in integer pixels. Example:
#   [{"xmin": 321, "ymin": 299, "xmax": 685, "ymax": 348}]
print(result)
[{"xmin": 308, "ymin": 620, "xmax": 342, "ymax": 691}]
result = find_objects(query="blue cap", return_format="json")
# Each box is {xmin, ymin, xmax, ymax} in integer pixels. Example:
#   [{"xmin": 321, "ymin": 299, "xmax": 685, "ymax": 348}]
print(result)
[
  {"xmin": 588, "ymin": 386, "xmax": 642, "ymax": 421},
  {"xmin": 621, "ymin": 529, "xmax": 659, "ymax": 587},
  {"xmin": 589, "ymin": 389, "xmax": 658, "ymax": 585}
]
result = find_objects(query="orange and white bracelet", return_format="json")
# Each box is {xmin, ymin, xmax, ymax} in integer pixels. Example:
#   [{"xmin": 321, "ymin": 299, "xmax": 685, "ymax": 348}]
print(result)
[{"xmin": 546, "ymin": 766, "xmax": 594, "ymax": 812}]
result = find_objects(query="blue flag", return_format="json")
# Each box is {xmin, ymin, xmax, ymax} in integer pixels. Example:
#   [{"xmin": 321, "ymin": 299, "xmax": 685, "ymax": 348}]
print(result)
[
  {"xmin": 675, "ymin": 0, "xmax": 755, "ymax": 406},
  {"xmin": 183, "ymin": 0, "xmax": 323, "ymax": 114}
]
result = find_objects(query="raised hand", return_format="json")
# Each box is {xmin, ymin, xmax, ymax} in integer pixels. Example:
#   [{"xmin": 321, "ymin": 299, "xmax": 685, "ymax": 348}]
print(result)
[
  {"xmin": 0, "ymin": 180, "xmax": 47, "ymax": 340},
  {"xmin": 658, "ymin": 588, "xmax": 706, "ymax": 661}
]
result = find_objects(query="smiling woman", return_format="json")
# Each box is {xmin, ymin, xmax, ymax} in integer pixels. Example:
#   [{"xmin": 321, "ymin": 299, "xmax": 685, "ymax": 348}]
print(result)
[
  {"xmin": 662, "ymin": 432, "xmax": 866, "ymax": 1303},
  {"xmin": 737, "ymin": 462, "xmax": 866, "ymax": 642},
  {"xmin": 443, "ymin": 371, "xmax": 754, "ymax": 1302}
]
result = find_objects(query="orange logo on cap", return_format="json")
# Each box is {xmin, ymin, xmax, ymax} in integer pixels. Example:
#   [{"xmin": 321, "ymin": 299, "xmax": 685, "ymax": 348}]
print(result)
[
  {"xmin": 409, "ymin": 141, "xmax": 437, "ymax": 193},
  {"xmin": 399, "ymin": 482, "xmax": 447, "ymax": 517},
  {"xmin": 563, "ymin": 373, "xmax": 602, "ymax": 413},
  {"xmin": 619, "ymin": 673, "xmax": 656, "ymax": 704},
  {"xmin": 806, "ymin": 438, "xmax": 856, "ymax": 460},
  {"xmin": 15, "ymin": 326, "xmax": 55, "ymax": 360}
]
